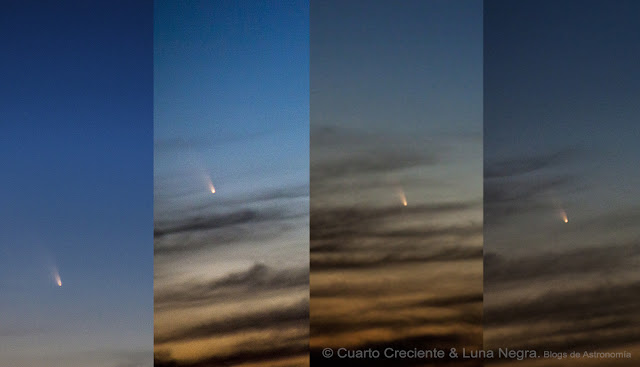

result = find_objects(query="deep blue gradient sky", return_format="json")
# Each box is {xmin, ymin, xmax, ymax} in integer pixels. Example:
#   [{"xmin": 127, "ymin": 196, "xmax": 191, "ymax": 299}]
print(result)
[{"xmin": 0, "ymin": 1, "xmax": 153, "ymax": 366}]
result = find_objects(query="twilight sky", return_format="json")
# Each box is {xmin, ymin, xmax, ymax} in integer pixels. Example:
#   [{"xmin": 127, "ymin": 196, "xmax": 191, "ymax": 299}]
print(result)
[
  {"xmin": 153, "ymin": 1, "xmax": 309, "ymax": 366},
  {"xmin": 5, "ymin": 2, "xmax": 638, "ymax": 366},
  {"xmin": 484, "ymin": 1, "xmax": 640, "ymax": 365},
  {"xmin": 310, "ymin": 1, "xmax": 482, "ymax": 365},
  {"xmin": 0, "ymin": 1, "xmax": 153, "ymax": 367}
]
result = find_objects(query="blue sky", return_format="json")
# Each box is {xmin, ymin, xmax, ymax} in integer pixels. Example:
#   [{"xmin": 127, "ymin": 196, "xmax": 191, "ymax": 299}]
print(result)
[{"xmin": 0, "ymin": 1, "xmax": 153, "ymax": 366}]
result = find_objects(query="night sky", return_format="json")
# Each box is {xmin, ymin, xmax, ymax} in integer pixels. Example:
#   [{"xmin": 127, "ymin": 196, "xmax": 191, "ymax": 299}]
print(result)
[
  {"xmin": 311, "ymin": 1, "xmax": 483, "ymax": 365},
  {"xmin": 0, "ymin": 1, "xmax": 153, "ymax": 367},
  {"xmin": 153, "ymin": 1, "xmax": 309, "ymax": 366},
  {"xmin": 484, "ymin": 0, "xmax": 640, "ymax": 365}
]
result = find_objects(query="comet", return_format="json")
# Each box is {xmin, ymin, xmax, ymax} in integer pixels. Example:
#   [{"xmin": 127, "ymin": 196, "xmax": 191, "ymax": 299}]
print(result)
[
  {"xmin": 52, "ymin": 268, "xmax": 62, "ymax": 287},
  {"xmin": 550, "ymin": 195, "xmax": 568, "ymax": 223},
  {"xmin": 206, "ymin": 175, "xmax": 216, "ymax": 194},
  {"xmin": 397, "ymin": 187, "xmax": 408, "ymax": 206}
]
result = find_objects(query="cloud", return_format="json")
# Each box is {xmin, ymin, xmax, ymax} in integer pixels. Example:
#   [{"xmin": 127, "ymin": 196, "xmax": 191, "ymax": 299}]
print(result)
[
  {"xmin": 157, "ymin": 181, "xmax": 309, "ymax": 207},
  {"xmin": 412, "ymin": 293, "xmax": 483, "ymax": 308},
  {"xmin": 154, "ymin": 207, "xmax": 298, "ymax": 238},
  {"xmin": 485, "ymin": 240, "xmax": 640, "ymax": 357},
  {"xmin": 485, "ymin": 242, "xmax": 640, "ymax": 285},
  {"xmin": 312, "ymin": 202, "xmax": 479, "ymax": 242},
  {"xmin": 155, "ymin": 298, "xmax": 309, "ymax": 344},
  {"xmin": 484, "ymin": 174, "xmax": 577, "ymax": 225},
  {"xmin": 154, "ymin": 176, "xmax": 309, "ymax": 366},
  {"xmin": 311, "ymin": 126, "xmax": 438, "ymax": 185},
  {"xmin": 310, "ymin": 201, "xmax": 480, "ymax": 271},
  {"xmin": 311, "ymin": 151, "xmax": 434, "ymax": 182},
  {"xmin": 155, "ymin": 344, "xmax": 308, "ymax": 367},
  {"xmin": 312, "ymin": 221, "xmax": 481, "ymax": 250},
  {"xmin": 484, "ymin": 149, "xmax": 577, "ymax": 179},
  {"xmin": 155, "ymin": 263, "xmax": 309, "ymax": 308},
  {"xmin": 484, "ymin": 175, "xmax": 574, "ymax": 204},
  {"xmin": 486, "ymin": 281, "xmax": 640, "ymax": 353},
  {"xmin": 154, "ymin": 129, "xmax": 284, "ymax": 154},
  {"xmin": 154, "ymin": 183, "xmax": 309, "ymax": 256},
  {"xmin": 575, "ymin": 206, "xmax": 640, "ymax": 235},
  {"xmin": 154, "ymin": 222, "xmax": 304, "ymax": 257},
  {"xmin": 312, "ymin": 246, "xmax": 481, "ymax": 271},
  {"xmin": 311, "ymin": 294, "xmax": 482, "ymax": 336},
  {"xmin": 483, "ymin": 150, "xmax": 588, "ymax": 225}
]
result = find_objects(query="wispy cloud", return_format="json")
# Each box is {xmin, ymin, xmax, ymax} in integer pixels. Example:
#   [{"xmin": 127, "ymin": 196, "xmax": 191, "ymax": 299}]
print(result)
[
  {"xmin": 485, "ymin": 242, "xmax": 640, "ymax": 285},
  {"xmin": 484, "ymin": 150, "xmax": 585, "ymax": 225},
  {"xmin": 154, "ymin": 207, "xmax": 303, "ymax": 239},
  {"xmin": 155, "ymin": 128, "xmax": 285, "ymax": 154},
  {"xmin": 484, "ymin": 149, "xmax": 578, "ymax": 179},
  {"xmin": 311, "ymin": 126, "xmax": 439, "ymax": 185},
  {"xmin": 155, "ymin": 343, "xmax": 308, "ymax": 367},
  {"xmin": 155, "ymin": 263, "xmax": 309, "ymax": 308},
  {"xmin": 156, "ymin": 298, "xmax": 308, "ymax": 344}
]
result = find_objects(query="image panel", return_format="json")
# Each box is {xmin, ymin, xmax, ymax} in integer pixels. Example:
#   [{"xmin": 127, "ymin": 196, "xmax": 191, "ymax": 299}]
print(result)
[
  {"xmin": 153, "ymin": 1, "xmax": 310, "ymax": 366},
  {"xmin": 484, "ymin": 0, "xmax": 640, "ymax": 365},
  {"xmin": 0, "ymin": 1, "xmax": 153, "ymax": 367},
  {"xmin": 310, "ymin": 1, "xmax": 483, "ymax": 366}
]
